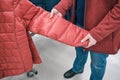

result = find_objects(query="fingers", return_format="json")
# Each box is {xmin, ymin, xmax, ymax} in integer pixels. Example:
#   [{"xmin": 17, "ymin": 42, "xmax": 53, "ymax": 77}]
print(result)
[
  {"xmin": 50, "ymin": 9, "xmax": 54, "ymax": 18},
  {"xmin": 57, "ymin": 13, "xmax": 62, "ymax": 17},
  {"xmin": 81, "ymin": 34, "xmax": 90, "ymax": 48},
  {"xmin": 50, "ymin": 8, "xmax": 62, "ymax": 18},
  {"xmin": 86, "ymin": 42, "xmax": 92, "ymax": 48},
  {"xmin": 81, "ymin": 34, "xmax": 89, "ymax": 43},
  {"xmin": 81, "ymin": 34, "xmax": 97, "ymax": 48}
]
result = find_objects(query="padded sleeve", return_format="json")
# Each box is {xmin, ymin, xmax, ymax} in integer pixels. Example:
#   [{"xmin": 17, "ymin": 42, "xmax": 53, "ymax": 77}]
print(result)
[{"xmin": 29, "ymin": 8, "xmax": 89, "ymax": 47}]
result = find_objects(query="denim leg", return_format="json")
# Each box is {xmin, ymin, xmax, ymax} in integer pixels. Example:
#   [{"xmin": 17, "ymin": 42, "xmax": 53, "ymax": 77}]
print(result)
[
  {"xmin": 90, "ymin": 52, "xmax": 109, "ymax": 80},
  {"xmin": 72, "ymin": 47, "xmax": 88, "ymax": 73}
]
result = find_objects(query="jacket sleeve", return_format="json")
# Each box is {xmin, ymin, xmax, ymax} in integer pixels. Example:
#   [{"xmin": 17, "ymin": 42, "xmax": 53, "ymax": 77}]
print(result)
[
  {"xmin": 17, "ymin": 0, "xmax": 88, "ymax": 47},
  {"xmin": 90, "ymin": 1, "xmax": 120, "ymax": 41},
  {"xmin": 54, "ymin": 0, "xmax": 73, "ymax": 16},
  {"xmin": 29, "ymin": 7, "xmax": 88, "ymax": 47}
]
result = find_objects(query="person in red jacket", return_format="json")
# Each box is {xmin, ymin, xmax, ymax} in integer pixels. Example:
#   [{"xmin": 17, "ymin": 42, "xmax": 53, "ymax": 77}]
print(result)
[{"xmin": 50, "ymin": 0, "xmax": 120, "ymax": 80}]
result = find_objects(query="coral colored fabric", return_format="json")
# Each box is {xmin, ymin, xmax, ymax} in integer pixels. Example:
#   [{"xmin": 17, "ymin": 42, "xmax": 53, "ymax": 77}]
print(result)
[
  {"xmin": 0, "ymin": 0, "xmax": 88, "ymax": 78},
  {"xmin": 29, "ymin": 8, "xmax": 88, "ymax": 47},
  {"xmin": 0, "ymin": 0, "xmax": 42, "ymax": 78}
]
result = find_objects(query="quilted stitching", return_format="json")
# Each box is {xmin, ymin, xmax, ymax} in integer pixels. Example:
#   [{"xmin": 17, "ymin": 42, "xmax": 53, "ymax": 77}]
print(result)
[{"xmin": 0, "ymin": 0, "xmax": 41, "ymax": 78}]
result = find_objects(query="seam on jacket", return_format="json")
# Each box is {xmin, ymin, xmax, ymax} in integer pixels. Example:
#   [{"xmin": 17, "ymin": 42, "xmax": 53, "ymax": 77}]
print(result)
[
  {"xmin": 29, "ymin": 8, "xmax": 44, "ymax": 27},
  {"xmin": 44, "ymin": 14, "xmax": 60, "ymax": 35},
  {"xmin": 72, "ymin": 25, "xmax": 82, "ymax": 44},
  {"xmin": 16, "ymin": 0, "xmax": 34, "ymax": 19},
  {"xmin": 13, "ymin": 1, "xmax": 26, "ymax": 71},
  {"xmin": 57, "ymin": 22, "xmax": 71, "ymax": 40},
  {"xmin": 14, "ymin": 0, "xmax": 22, "ymax": 9}
]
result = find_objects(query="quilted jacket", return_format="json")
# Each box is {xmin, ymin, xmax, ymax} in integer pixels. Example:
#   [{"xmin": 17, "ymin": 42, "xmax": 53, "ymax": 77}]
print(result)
[
  {"xmin": 55, "ymin": 0, "xmax": 120, "ymax": 54},
  {"xmin": 0, "ymin": 0, "xmax": 88, "ymax": 78}
]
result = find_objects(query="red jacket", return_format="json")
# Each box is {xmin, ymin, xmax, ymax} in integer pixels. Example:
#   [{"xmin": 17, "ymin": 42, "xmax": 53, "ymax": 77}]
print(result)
[
  {"xmin": 55, "ymin": 0, "xmax": 120, "ymax": 54},
  {"xmin": 0, "ymin": 0, "xmax": 88, "ymax": 78}
]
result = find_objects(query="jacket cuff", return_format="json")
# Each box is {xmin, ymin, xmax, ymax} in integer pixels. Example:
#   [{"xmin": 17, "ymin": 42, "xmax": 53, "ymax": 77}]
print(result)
[
  {"xmin": 90, "ymin": 29, "xmax": 103, "ymax": 42},
  {"xmin": 54, "ymin": 5, "xmax": 66, "ymax": 16}
]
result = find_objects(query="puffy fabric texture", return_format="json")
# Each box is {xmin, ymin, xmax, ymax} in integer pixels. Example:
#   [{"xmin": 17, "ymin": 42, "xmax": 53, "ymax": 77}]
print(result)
[
  {"xmin": 0, "ymin": 0, "xmax": 88, "ymax": 78},
  {"xmin": 29, "ymin": 8, "xmax": 89, "ymax": 47},
  {"xmin": 0, "ymin": 0, "xmax": 42, "ymax": 78}
]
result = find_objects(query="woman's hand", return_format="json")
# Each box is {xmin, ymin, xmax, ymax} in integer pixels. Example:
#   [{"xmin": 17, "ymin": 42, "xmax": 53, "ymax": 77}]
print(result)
[
  {"xmin": 81, "ymin": 33, "xmax": 97, "ymax": 48},
  {"xmin": 50, "ymin": 8, "xmax": 63, "ymax": 18}
]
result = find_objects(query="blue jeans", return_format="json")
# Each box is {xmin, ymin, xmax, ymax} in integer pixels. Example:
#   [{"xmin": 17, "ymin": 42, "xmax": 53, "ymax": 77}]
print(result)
[{"xmin": 72, "ymin": 47, "xmax": 109, "ymax": 80}]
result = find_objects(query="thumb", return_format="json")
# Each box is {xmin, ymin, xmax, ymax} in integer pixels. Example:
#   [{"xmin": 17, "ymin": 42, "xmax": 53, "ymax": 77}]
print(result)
[
  {"xmin": 57, "ymin": 13, "xmax": 62, "ymax": 17},
  {"xmin": 81, "ymin": 35, "xmax": 89, "ymax": 43},
  {"xmin": 50, "ymin": 10, "xmax": 54, "ymax": 18}
]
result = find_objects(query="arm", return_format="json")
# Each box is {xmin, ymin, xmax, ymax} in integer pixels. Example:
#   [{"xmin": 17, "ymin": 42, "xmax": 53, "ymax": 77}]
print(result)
[
  {"xmin": 29, "ymin": 8, "xmax": 89, "ymax": 47},
  {"xmin": 90, "ymin": 1, "xmax": 120, "ymax": 41},
  {"xmin": 16, "ymin": 0, "xmax": 88, "ymax": 47}
]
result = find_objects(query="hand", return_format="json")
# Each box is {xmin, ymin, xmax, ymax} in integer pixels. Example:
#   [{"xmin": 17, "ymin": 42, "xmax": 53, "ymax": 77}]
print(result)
[
  {"xmin": 50, "ymin": 8, "xmax": 63, "ymax": 18},
  {"xmin": 81, "ymin": 33, "xmax": 97, "ymax": 48}
]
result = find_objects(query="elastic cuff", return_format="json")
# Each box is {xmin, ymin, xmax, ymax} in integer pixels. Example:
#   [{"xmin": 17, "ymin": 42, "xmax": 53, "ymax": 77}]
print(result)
[{"xmin": 90, "ymin": 30, "xmax": 103, "ymax": 42}]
